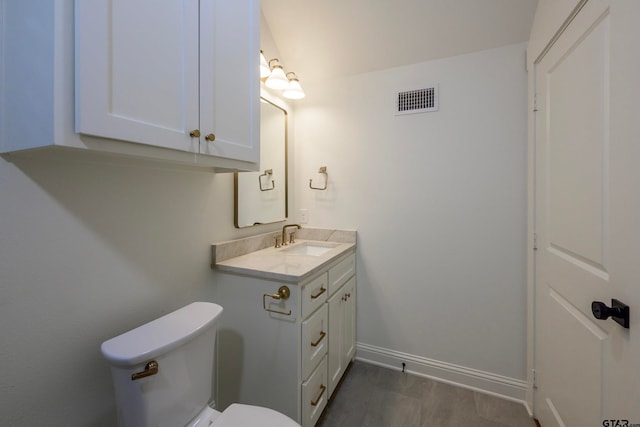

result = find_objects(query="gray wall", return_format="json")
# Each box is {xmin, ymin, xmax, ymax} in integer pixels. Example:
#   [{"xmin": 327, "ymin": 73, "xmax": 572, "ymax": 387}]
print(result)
[
  {"xmin": 292, "ymin": 43, "xmax": 528, "ymax": 386},
  {"xmin": 0, "ymin": 151, "xmax": 282, "ymax": 425}
]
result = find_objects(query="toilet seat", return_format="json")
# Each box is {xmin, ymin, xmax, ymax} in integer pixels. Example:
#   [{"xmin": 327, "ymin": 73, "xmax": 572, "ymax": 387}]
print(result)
[{"xmin": 211, "ymin": 404, "xmax": 300, "ymax": 427}]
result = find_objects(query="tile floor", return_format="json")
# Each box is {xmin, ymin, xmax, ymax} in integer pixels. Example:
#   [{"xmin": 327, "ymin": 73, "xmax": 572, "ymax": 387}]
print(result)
[{"xmin": 317, "ymin": 360, "xmax": 535, "ymax": 427}]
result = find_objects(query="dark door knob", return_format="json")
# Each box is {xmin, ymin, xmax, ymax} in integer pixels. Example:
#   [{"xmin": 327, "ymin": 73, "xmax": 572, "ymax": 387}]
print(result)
[{"xmin": 591, "ymin": 299, "xmax": 630, "ymax": 328}]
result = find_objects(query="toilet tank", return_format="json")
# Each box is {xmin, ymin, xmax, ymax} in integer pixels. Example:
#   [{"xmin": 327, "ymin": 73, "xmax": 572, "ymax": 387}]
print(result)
[{"xmin": 101, "ymin": 302, "xmax": 223, "ymax": 427}]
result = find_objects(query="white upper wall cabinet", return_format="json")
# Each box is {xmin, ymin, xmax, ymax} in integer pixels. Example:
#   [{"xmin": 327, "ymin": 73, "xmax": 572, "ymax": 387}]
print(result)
[
  {"xmin": 0, "ymin": 0, "xmax": 260, "ymax": 172},
  {"xmin": 76, "ymin": 0, "xmax": 260, "ymax": 164}
]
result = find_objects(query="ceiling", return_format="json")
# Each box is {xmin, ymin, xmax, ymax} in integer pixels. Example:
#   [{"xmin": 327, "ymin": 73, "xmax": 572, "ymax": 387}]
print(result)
[{"xmin": 261, "ymin": 0, "xmax": 538, "ymax": 84}]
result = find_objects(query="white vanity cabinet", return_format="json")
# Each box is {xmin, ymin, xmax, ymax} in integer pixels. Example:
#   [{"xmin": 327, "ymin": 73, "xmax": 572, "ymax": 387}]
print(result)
[
  {"xmin": 215, "ymin": 250, "xmax": 356, "ymax": 427},
  {"xmin": 0, "ymin": 0, "xmax": 259, "ymax": 171}
]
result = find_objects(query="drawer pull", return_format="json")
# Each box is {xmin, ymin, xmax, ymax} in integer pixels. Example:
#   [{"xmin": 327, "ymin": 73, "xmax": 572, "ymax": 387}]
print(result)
[
  {"xmin": 131, "ymin": 360, "xmax": 158, "ymax": 381},
  {"xmin": 310, "ymin": 287, "xmax": 326, "ymax": 299},
  {"xmin": 310, "ymin": 384, "xmax": 326, "ymax": 406},
  {"xmin": 310, "ymin": 331, "xmax": 326, "ymax": 347},
  {"xmin": 263, "ymin": 286, "xmax": 292, "ymax": 316}
]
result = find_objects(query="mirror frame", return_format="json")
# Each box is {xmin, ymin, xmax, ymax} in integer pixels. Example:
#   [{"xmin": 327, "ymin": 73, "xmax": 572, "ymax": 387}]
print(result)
[{"xmin": 234, "ymin": 97, "xmax": 288, "ymax": 228}]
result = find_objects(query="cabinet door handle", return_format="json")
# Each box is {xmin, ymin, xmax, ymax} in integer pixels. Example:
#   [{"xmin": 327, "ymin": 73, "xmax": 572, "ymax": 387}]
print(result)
[
  {"xmin": 310, "ymin": 331, "xmax": 326, "ymax": 347},
  {"xmin": 189, "ymin": 129, "xmax": 201, "ymax": 138},
  {"xmin": 310, "ymin": 287, "xmax": 326, "ymax": 299},
  {"xmin": 205, "ymin": 133, "xmax": 216, "ymax": 142},
  {"xmin": 310, "ymin": 384, "xmax": 326, "ymax": 406}
]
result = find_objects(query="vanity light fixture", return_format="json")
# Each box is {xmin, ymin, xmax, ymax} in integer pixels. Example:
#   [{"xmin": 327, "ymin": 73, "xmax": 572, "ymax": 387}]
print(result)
[
  {"xmin": 265, "ymin": 59, "xmax": 289, "ymax": 90},
  {"xmin": 283, "ymin": 72, "xmax": 305, "ymax": 100},
  {"xmin": 261, "ymin": 52, "xmax": 305, "ymax": 100}
]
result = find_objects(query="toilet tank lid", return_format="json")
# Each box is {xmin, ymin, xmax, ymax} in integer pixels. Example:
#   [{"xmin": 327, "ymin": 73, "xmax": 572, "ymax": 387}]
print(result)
[{"xmin": 101, "ymin": 302, "xmax": 223, "ymax": 367}]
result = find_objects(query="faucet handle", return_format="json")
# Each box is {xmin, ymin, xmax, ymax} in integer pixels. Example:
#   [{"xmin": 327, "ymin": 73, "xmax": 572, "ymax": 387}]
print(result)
[
  {"xmin": 289, "ymin": 233, "xmax": 296, "ymax": 244},
  {"xmin": 274, "ymin": 236, "xmax": 281, "ymax": 248}
]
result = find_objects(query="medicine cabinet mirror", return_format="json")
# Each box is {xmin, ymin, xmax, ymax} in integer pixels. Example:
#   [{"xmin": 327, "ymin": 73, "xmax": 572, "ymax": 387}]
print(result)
[{"xmin": 234, "ymin": 98, "xmax": 288, "ymax": 228}]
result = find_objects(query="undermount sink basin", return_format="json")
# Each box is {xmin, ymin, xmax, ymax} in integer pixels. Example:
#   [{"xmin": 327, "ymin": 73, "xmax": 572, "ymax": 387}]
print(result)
[{"xmin": 280, "ymin": 242, "xmax": 339, "ymax": 256}]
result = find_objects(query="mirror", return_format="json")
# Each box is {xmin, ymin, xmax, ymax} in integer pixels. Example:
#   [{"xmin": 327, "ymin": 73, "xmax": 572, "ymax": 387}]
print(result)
[{"xmin": 234, "ymin": 98, "xmax": 288, "ymax": 228}]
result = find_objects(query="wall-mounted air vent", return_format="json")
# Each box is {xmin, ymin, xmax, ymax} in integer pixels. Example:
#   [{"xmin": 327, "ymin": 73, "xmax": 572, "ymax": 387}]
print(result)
[{"xmin": 396, "ymin": 85, "xmax": 439, "ymax": 115}]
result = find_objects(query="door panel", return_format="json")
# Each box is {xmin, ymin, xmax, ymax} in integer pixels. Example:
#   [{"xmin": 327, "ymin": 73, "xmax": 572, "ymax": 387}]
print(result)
[
  {"xmin": 547, "ymin": 9, "xmax": 608, "ymax": 272},
  {"xmin": 538, "ymin": 287, "xmax": 606, "ymax": 425}
]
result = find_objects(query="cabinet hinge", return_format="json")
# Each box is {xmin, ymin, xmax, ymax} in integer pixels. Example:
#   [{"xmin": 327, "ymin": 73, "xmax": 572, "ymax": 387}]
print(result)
[
  {"xmin": 532, "ymin": 369, "xmax": 538, "ymax": 389},
  {"xmin": 533, "ymin": 93, "xmax": 539, "ymax": 112},
  {"xmin": 533, "ymin": 233, "xmax": 538, "ymax": 251}
]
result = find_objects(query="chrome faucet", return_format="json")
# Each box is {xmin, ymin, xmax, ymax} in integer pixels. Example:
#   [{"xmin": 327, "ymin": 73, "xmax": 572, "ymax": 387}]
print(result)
[{"xmin": 281, "ymin": 224, "xmax": 301, "ymax": 246}]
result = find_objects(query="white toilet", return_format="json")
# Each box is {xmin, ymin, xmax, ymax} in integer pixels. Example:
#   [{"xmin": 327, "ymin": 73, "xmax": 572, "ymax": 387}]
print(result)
[{"xmin": 101, "ymin": 302, "xmax": 301, "ymax": 427}]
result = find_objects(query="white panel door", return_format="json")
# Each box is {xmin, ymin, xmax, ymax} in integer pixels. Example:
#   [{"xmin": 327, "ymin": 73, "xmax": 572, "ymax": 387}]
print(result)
[
  {"xmin": 75, "ymin": 0, "xmax": 200, "ymax": 152},
  {"xmin": 534, "ymin": 0, "xmax": 640, "ymax": 424}
]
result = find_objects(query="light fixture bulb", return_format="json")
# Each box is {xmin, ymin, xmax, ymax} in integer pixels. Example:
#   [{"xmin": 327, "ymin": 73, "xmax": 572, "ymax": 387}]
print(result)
[
  {"xmin": 259, "ymin": 50, "xmax": 270, "ymax": 79},
  {"xmin": 283, "ymin": 73, "xmax": 305, "ymax": 100},
  {"xmin": 265, "ymin": 59, "xmax": 289, "ymax": 90}
]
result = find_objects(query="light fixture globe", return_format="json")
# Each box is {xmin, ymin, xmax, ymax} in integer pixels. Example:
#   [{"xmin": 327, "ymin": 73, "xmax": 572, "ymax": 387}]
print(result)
[
  {"xmin": 265, "ymin": 59, "xmax": 289, "ymax": 90},
  {"xmin": 283, "ymin": 73, "xmax": 305, "ymax": 99}
]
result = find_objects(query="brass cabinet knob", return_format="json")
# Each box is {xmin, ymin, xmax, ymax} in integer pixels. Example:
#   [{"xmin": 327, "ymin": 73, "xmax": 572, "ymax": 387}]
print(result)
[
  {"xmin": 205, "ymin": 133, "xmax": 216, "ymax": 142},
  {"xmin": 189, "ymin": 129, "xmax": 201, "ymax": 138}
]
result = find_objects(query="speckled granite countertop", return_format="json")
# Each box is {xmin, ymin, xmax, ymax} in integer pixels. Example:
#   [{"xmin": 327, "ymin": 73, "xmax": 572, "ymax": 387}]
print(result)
[{"xmin": 212, "ymin": 228, "xmax": 356, "ymax": 282}]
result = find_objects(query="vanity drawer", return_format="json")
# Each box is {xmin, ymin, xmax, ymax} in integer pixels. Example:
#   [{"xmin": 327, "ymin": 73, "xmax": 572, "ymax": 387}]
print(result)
[
  {"xmin": 301, "ymin": 272, "xmax": 328, "ymax": 318},
  {"xmin": 328, "ymin": 253, "xmax": 355, "ymax": 296},
  {"xmin": 301, "ymin": 304, "xmax": 328, "ymax": 380},
  {"xmin": 301, "ymin": 355, "xmax": 328, "ymax": 427}
]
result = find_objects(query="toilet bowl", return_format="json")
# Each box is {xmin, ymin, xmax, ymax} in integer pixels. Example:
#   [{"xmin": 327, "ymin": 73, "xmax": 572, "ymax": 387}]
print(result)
[
  {"xmin": 188, "ymin": 403, "xmax": 300, "ymax": 427},
  {"xmin": 101, "ymin": 302, "xmax": 300, "ymax": 427}
]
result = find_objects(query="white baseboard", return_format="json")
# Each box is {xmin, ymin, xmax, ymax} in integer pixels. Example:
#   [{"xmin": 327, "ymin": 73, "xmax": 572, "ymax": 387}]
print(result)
[{"xmin": 355, "ymin": 342, "xmax": 529, "ymax": 404}]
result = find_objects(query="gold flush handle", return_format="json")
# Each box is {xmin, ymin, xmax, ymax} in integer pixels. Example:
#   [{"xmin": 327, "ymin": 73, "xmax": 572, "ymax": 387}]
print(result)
[
  {"xmin": 263, "ymin": 286, "xmax": 292, "ymax": 316},
  {"xmin": 189, "ymin": 129, "xmax": 201, "ymax": 138},
  {"xmin": 205, "ymin": 133, "xmax": 216, "ymax": 142},
  {"xmin": 131, "ymin": 360, "xmax": 159, "ymax": 381}
]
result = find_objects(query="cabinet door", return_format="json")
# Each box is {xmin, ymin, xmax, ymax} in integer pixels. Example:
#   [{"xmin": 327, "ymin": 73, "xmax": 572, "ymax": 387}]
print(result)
[
  {"xmin": 327, "ymin": 276, "xmax": 357, "ymax": 398},
  {"xmin": 199, "ymin": 0, "xmax": 260, "ymax": 163},
  {"xmin": 75, "ymin": 0, "xmax": 200, "ymax": 153},
  {"xmin": 327, "ymin": 288, "xmax": 344, "ymax": 398},
  {"xmin": 343, "ymin": 277, "xmax": 357, "ymax": 362}
]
